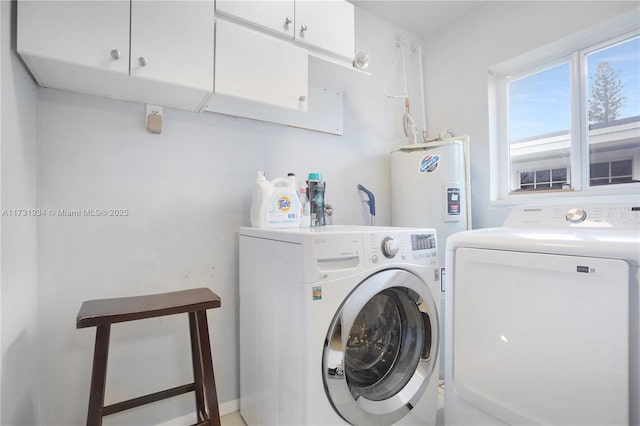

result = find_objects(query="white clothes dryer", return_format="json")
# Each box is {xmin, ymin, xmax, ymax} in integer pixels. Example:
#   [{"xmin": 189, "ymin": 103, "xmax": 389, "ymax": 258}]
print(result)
[
  {"xmin": 239, "ymin": 226, "xmax": 441, "ymax": 426},
  {"xmin": 444, "ymin": 203, "xmax": 640, "ymax": 426}
]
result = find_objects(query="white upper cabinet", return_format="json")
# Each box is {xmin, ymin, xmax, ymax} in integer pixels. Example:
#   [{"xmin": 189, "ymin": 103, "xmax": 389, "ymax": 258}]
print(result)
[
  {"xmin": 17, "ymin": 1, "xmax": 214, "ymax": 111},
  {"xmin": 214, "ymin": 19, "xmax": 308, "ymax": 111},
  {"xmin": 17, "ymin": 0, "xmax": 354, "ymax": 120},
  {"xmin": 130, "ymin": 1, "xmax": 214, "ymax": 93},
  {"xmin": 17, "ymin": 1, "xmax": 131, "ymax": 77},
  {"xmin": 294, "ymin": 0, "xmax": 354, "ymax": 61},
  {"xmin": 215, "ymin": 0, "xmax": 354, "ymax": 61},
  {"xmin": 215, "ymin": 0, "xmax": 295, "ymax": 38}
]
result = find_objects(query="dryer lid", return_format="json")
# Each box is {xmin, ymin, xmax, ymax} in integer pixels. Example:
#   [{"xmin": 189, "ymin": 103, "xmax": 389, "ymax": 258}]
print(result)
[{"xmin": 447, "ymin": 227, "xmax": 640, "ymax": 267}]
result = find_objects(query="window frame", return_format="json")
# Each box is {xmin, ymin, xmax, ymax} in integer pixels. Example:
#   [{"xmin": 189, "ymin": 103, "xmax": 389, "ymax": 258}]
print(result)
[
  {"xmin": 502, "ymin": 57, "xmax": 574, "ymax": 193},
  {"xmin": 489, "ymin": 12, "xmax": 640, "ymax": 206}
]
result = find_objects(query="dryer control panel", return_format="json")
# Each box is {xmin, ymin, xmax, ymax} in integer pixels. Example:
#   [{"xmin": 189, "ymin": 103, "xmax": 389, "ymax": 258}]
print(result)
[{"xmin": 504, "ymin": 203, "xmax": 640, "ymax": 229}]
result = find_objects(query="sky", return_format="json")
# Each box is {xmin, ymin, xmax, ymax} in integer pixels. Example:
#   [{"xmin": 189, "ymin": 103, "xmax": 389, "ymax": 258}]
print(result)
[
  {"xmin": 588, "ymin": 36, "xmax": 640, "ymax": 120},
  {"xmin": 508, "ymin": 35, "xmax": 639, "ymax": 142}
]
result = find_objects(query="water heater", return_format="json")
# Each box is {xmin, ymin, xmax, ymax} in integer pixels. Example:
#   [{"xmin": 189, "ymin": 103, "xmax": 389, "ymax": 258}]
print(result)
[
  {"xmin": 390, "ymin": 136, "xmax": 472, "ymax": 379},
  {"xmin": 390, "ymin": 137, "xmax": 471, "ymax": 261}
]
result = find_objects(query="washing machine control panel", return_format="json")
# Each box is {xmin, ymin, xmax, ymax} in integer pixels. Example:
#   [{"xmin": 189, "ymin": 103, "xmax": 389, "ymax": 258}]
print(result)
[
  {"xmin": 364, "ymin": 231, "xmax": 438, "ymax": 267},
  {"xmin": 381, "ymin": 237, "xmax": 400, "ymax": 258},
  {"xmin": 504, "ymin": 203, "xmax": 640, "ymax": 229}
]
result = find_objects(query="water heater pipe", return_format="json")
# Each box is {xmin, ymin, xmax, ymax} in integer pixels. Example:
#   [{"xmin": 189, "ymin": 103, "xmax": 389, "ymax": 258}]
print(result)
[{"xmin": 415, "ymin": 45, "xmax": 428, "ymax": 142}]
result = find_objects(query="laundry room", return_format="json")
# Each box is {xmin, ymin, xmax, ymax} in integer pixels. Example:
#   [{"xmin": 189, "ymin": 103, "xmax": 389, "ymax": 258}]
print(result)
[{"xmin": 1, "ymin": 1, "xmax": 639, "ymax": 426}]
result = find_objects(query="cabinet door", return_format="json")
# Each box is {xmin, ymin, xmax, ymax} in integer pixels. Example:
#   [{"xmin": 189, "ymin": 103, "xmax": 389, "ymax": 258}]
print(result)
[
  {"xmin": 215, "ymin": 19, "xmax": 308, "ymax": 111},
  {"xmin": 294, "ymin": 0, "xmax": 354, "ymax": 60},
  {"xmin": 130, "ymin": 0, "xmax": 214, "ymax": 93},
  {"xmin": 17, "ymin": 1, "xmax": 130, "ymax": 76},
  {"xmin": 216, "ymin": 0, "xmax": 294, "ymax": 38}
]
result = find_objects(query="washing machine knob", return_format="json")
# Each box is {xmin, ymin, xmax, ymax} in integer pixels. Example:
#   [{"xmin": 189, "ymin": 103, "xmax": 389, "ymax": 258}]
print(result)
[
  {"xmin": 381, "ymin": 237, "xmax": 399, "ymax": 258},
  {"xmin": 566, "ymin": 208, "xmax": 587, "ymax": 223}
]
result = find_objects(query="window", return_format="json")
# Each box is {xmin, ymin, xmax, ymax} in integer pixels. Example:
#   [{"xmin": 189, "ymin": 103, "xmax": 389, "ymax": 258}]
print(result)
[
  {"xmin": 491, "ymin": 15, "xmax": 640, "ymax": 203},
  {"xmin": 516, "ymin": 168, "xmax": 568, "ymax": 192},
  {"xmin": 508, "ymin": 62, "xmax": 571, "ymax": 193},
  {"xmin": 590, "ymin": 159, "xmax": 633, "ymax": 186},
  {"xmin": 586, "ymin": 36, "xmax": 640, "ymax": 189}
]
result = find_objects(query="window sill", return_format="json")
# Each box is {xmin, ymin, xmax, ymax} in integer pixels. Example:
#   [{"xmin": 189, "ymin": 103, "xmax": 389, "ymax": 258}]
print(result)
[
  {"xmin": 509, "ymin": 188, "xmax": 574, "ymax": 195},
  {"xmin": 490, "ymin": 184, "xmax": 640, "ymax": 208}
]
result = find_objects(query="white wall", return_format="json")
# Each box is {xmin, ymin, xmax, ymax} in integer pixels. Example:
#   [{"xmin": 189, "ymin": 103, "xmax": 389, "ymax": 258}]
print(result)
[
  {"xmin": 32, "ymin": 7, "xmax": 423, "ymax": 425},
  {"xmin": 422, "ymin": 1, "xmax": 640, "ymax": 229},
  {"xmin": 1, "ymin": 1, "xmax": 40, "ymax": 425},
  {"xmin": 16, "ymin": 2, "xmax": 631, "ymax": 422},
  {"xmin": 0, "ymin": 0, "xmax": 2, "ymax": 414}
]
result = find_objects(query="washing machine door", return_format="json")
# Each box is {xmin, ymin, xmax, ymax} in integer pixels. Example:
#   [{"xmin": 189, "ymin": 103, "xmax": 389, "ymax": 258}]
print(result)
[{"xmin": 323, "ymin": 268, "xmax": 439, "ymax": 426}]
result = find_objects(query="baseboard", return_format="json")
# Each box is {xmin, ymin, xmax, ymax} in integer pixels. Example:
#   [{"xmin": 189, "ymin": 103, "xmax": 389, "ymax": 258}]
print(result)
[
  {"xmin": 156, "ymin": 399, "xmax": 240, "ymax": 426},
  {"xmin": 219, "ymin": 399, "xmax": 240, "ymax": 416},
  {"xmin": 156, "ymin": 412, "xmax": 196, "ymax": 426}
]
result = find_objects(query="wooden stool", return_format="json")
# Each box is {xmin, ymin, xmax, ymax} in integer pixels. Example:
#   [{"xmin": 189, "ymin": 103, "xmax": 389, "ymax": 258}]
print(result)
[{"xmin": 76, "ymin": 287, "xmax": 222, "ymax": 426}]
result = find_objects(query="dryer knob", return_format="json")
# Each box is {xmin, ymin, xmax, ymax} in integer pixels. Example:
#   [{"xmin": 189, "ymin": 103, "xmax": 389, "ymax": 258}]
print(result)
[
  {"xmin": 566, "ymin": 208, "xmax": 587, "ymax": 223},
  {"xmin": 382, "ymin": 237, "xmax": 399, "ymax": 258}
]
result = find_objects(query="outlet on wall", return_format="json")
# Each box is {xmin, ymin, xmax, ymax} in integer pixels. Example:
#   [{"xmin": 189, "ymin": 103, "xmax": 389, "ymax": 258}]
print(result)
[
  {"xmin": 145, "ymin": 104, "xmax": 164, "ymax": 134},
  {"xmin": 146, "ymin": 104, "xmax": 163, "ymax": 117}
]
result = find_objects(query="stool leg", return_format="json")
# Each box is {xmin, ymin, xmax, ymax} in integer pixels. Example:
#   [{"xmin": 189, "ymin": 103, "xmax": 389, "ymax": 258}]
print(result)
[
  {"xmin": 196, "ymin": 310, "xmax": 221, "ymax": 426},
  {"xmin": 189, "ymin": 312, "xmax": 206, "ymax": 422},
  {"xmin": 87, "ymin": 324, "xmax": 111, "ymax": 426}
]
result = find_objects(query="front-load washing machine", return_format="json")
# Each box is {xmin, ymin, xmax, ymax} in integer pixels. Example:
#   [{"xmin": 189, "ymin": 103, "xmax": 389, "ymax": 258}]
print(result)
[
  {"xmin": 239, "ymin": 226, "xmax": 441, "ymax": 425},
  {"xmin": 445, "ymin": 203, "xmax": 640, "ymax": 426}
]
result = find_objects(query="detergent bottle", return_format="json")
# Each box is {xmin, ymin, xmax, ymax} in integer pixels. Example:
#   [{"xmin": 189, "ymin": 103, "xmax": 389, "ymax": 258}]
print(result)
[
  {"xmin": 250, "ymin": 171, "xmax": 273, "ymax": 228},
  {"xmin": 287, "ymin": 173, "xmax": 305, "ymax": 223},
  {"xmin": 264, "ymin": 177, "xmax": 301, "ymax": 228},
  {"xmin": 298, "ymin": 182, "xmax": 310, "ymax": 227},
  {"xmin": 307, "ymin": 172, "xmax": 326, "ymax": 227}
]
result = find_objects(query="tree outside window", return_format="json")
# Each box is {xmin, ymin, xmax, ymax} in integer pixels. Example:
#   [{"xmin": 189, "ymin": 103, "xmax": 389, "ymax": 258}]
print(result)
[{"xmin": 588, "ymin": 62, "xmax": 626, "ymax": 126}]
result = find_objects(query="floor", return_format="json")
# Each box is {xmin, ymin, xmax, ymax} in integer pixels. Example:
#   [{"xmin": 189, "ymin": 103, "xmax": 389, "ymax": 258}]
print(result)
[
  {"xmin": 221, "ymin": 411, "xmax": 245, "ymax": 426},
  {"xmin": 220, "ymin": 380, "xmax": 446, "ymax": 426},
  {"xmin": 437, "ymin": 379, "xmax": 445, "ymax": 425}
]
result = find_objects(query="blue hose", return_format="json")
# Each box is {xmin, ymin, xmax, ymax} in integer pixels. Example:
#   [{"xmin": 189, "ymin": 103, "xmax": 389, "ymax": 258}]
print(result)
[{"xmin": 357, "ymin": 184, "xmax": 376, "ymax": 218}]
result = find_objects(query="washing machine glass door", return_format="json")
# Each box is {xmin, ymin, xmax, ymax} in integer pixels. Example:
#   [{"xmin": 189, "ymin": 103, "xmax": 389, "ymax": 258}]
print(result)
[{"xmin": 323, "ymin": 268, "xmax": 439, "ymax": 426}]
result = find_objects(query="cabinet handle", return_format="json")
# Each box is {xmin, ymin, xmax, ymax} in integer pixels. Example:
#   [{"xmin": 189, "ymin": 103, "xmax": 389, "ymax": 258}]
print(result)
[
  {"xmin": 110, "ymin": 49, "xmax": 121, "ymax": 60},
  {"xmin": 299, "ymin": 95, "xmax": 307, "ymax": 102},
  {"xmin": 300, "ymin": 24, "xmax": 308, "ymax": 33},
  {"xmin": 284, "ymin": 16, "xmax": 292, "ymax": 25},
  {"xmin": 138, "ymin": 57, "xmax": 148, "ymax": 67}
]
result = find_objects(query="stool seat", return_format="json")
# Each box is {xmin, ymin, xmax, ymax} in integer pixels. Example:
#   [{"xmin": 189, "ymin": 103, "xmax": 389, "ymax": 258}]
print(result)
[
  {"xmin": 77, "ymin": 287, "xmax": 221, "ymax": 328},
  {"xmin": 77, "ymin": 287, "xmax": 222, "ymax": 426}
]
